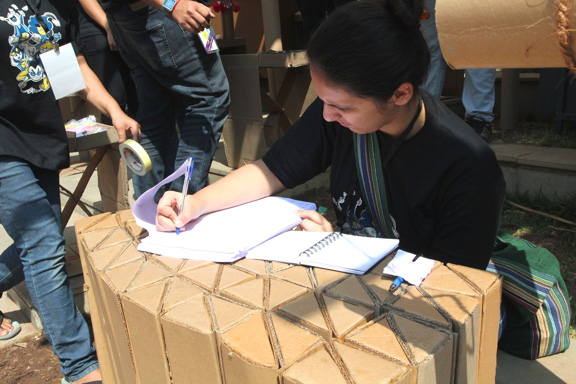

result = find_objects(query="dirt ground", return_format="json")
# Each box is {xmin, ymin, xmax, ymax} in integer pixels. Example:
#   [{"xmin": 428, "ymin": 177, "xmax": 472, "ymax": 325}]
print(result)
[{"xmin": 0, "ymin": 335, "xmax": 62, "ymax": 384}]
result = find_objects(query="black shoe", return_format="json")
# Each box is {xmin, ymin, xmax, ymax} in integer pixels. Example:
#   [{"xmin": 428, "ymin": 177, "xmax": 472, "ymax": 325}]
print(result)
[{"xmin": 466, "ymin": 118, "xmax": 493, "ymax": 143}]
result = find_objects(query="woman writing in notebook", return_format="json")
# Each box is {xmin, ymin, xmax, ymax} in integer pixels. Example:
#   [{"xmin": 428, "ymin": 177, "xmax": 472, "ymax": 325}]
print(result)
[
  {"xmin": 156, "ymin": 0, "xmax": 505, "ymax": 270},
  {"xmin": 155, "ymin": 0, "xmax": 572, "ymax": 360}
]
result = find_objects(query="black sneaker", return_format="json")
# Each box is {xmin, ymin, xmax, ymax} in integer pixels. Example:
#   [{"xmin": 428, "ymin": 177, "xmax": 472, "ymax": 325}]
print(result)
[{"xmin": 466, "ymin": 118, "xmax": 493, "ymax": 143}]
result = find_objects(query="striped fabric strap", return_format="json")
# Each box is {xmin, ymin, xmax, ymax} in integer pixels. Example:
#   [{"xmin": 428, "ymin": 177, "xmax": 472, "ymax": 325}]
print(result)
[
  {"xmin": 488, "ymin": 255, "xmax": 571, "ymax": 358},
  {"xmin": 530, "ymin": 284, "xmax": 571, "ymax": 358},
  {"xmin": 353, "ymin": 133, "xmax": 395, "ymax": 238},
  {"xmin": 352, "ymin": 97, "xmax": 421, "ymax": 239},
  {"xmin": 487, "ymin": 256, "xmax": 555, "ymax": 314}
]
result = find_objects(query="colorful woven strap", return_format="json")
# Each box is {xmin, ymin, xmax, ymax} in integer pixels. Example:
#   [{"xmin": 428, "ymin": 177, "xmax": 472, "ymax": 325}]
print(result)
[
  {"xmin": 353, "ymin": 132, "xmax": 395, "ymax": 238},
  {"xmin": 352, "ymin": 97, "xmax": 422, "ymax": 239}
]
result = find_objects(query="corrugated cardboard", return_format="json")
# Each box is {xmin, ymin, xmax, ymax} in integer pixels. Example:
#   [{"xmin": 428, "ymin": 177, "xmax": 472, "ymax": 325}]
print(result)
[
  {"xmin": 220, "ymin": 52, "xmax": 313, "ymax": 168},
  {"xmin": 275, "ymin": 292, "xmax": 332, "ymax": 341},
  {"xmin": 220, "ymin": 312, "xmax": 279, "ymax": 384},
  {"xmin": 281, "ymin": 343, "xmax": 349, "ymax": 384},
  {"xmin": 96, "ymin": 143, "xmax": 132, "ymax": 213},
  {"xmin": 346, "ymin": 311, "xmax": 454, "ymax": 384},
  {"xmin": 436, "ymin": 0, "xmax": 575, "ymax": 69},
  {"xmin": 58, "ymin": 95, "xmax": 100, "ymax": 125},
  {"xmin": 333, "ymin": 340, "xmax": 413, "ymax": 384},
  {"xmin": 76, "ymin": 211, "xmax": 502, "ymax": 384},
  {"xmin": 447, "ymin": 264, "xmax": 502, "ymax": 384},
  {"xmin": 122, "ymin": 280, "xmax": 172, "ymax": 383},
  {"xmin": 162, "ymin": 293, "xmax": 222, "ymax": 384},
  {"xmin": 420, "ymin": 264, "xmax": 502, "ymax": 384},
  {"xmin": 76, "ymin": 213, "xmax": 145, "ymax": 384}
]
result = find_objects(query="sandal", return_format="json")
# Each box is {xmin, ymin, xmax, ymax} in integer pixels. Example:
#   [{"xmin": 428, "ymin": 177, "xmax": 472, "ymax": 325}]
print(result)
[
  {"xmin": 61, "ymin": 378, "xmax": 102, "ymax": 384},
  {"xmin": 0, "ymin": 310, "xmax": 21, "ymax": 341}
]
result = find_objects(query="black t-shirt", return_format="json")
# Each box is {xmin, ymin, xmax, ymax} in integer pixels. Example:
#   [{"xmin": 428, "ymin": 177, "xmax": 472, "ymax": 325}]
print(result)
[
  {"xmin": 0, "ymin": 0, "xmax": 74, "ymax": 170},
  {"xmin": 100, "ymin": 0, "xmax": 208, "ymax": 12},
  {"xmin": 263, "ymin": 92, "xmax": 506, "ymax": 269}
]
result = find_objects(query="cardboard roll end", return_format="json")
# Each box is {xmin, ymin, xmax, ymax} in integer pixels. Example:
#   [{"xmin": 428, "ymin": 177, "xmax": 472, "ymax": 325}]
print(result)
[{"xmin": 436, "ymin": 0, "xmax": 576, "ymax": 69}]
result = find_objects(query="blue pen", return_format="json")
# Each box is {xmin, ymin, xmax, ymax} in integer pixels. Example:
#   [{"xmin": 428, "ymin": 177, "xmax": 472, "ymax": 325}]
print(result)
[
  {"xmin": 389, "ymin": 276, "xmax": 404, "ymax": 292},
  {"xmin": 176, "ymin": 157, "xmax": 194, "ymax": 235}
]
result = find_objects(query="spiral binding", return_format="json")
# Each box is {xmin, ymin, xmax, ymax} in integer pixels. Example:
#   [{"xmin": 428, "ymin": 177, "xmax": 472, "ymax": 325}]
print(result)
[{"xmin": 299, "ymin": 232, "xmax": 343, "ymax": 257}]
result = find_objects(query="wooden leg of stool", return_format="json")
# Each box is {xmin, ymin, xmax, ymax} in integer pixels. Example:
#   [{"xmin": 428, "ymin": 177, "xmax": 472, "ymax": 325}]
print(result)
[{"xmin": 61, "ymin": 145, "xmax": 110, "ymax": 229}]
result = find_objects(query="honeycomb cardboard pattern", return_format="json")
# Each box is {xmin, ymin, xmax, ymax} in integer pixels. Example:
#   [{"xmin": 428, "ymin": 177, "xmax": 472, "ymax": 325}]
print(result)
[{"xmin": 75, "ymin": 212, "xmax": 502, "ymax": 384}]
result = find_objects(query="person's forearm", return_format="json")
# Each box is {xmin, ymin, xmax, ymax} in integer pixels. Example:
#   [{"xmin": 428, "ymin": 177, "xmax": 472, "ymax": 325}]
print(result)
[
  {"xmin": 76, "ymin": 54, "xmax": 141, "ymax": 143},
  {"xmin": 76, "ymin": 54, "xmax": 124, "ymax": 120},
  {"xmin": 190, "ymin": 160, "xmax": 286, "ymax": 218},
  {"xmin": 78, "ymin": 0, "xmax": 109, "ymax": 31},
  {"xmin": 140, "ymin": 0, "xmax": 162, "ymax": 11}
]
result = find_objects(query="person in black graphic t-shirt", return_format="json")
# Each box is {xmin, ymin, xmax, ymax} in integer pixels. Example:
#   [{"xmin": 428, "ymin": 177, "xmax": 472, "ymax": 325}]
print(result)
[{"xmin": 0, "ymin": 0, "xmax": 140, "ymax": 381}]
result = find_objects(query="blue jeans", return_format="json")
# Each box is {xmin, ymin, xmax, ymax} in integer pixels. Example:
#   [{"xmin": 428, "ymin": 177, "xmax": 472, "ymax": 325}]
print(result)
[
  {"xmin": 420, "ymin": 0, "xmax": 446, "ymax": 98},
  {"xmin": 0, "ymin": 157, "xmax": 98, "ymax": 381},
  {"xmin": 107, "ymin": 5, "xmax": 230, "ymax": 199},
  {"xmin": 421, "ymin": 0, "xmax": 495, "ymax": 123},
  {"xmin": 462, "ymin": 68, "xmax": 496, "ymax": 123}
]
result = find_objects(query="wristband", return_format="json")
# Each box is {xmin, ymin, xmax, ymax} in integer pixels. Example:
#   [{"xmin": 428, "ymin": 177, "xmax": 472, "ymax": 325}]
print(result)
[
  {"xmin": 162, "ymin": 0, "xmax": 179, "ymax": 15},
  {"xmin": 169, "ymin": 0, "xmax": 182, "ymax": 16}
]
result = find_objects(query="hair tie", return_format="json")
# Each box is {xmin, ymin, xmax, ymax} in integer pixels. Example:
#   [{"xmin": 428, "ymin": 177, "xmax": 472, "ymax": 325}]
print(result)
[{"xmin": 420, "ymin": 10, "xmax": 430, "ymax": 20}]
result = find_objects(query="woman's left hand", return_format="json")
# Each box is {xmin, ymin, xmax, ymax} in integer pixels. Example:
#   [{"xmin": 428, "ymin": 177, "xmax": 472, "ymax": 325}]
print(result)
[{"xmin": 297, "ymin": 209, "xmax": 334, "ymax": 232}]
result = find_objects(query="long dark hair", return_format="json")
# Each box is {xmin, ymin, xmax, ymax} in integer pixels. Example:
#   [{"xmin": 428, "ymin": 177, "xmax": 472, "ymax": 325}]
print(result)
[{"xmin": 307, "ymin": 0, "xmax": 430, "ymax": 103}]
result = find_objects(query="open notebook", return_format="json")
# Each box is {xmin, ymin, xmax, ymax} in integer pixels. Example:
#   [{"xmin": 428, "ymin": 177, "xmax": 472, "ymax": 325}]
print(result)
[
  {"xmin": 132, "ymin": 160, "xmax": 317, "ymax": 262},
  {"xmin": 246, "ymin": 231, "xmax": 399, "ymax": 275}
]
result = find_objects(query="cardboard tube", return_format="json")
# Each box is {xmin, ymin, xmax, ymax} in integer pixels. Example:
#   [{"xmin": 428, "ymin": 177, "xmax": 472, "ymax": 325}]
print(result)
[{"xmin": 437, "ymin": 0, "xmax": 576, "ymax": 69}]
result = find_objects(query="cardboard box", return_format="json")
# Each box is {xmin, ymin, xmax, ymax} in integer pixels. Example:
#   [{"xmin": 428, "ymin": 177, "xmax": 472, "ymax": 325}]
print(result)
[
  {"xmin": 346, "ymin": 310, "xmax": 454, "ymax": 384},
  {"xmin": 220, "ymin": 52, "xmax": 314, "ymax": 168},
  {"xmin": 58, "ymin": 95, "xmax": 100, "ymax": 125},
  {"xmin": 95, "ymin": 143, "xmax": 132, "ymax": 213},
  {"xmin": 75, "ymin": 211, "xmax": 501, "ymax": 384},
  {"xmin": 420, "ymin": 264, "xmax": 502, "ymax": 384}
]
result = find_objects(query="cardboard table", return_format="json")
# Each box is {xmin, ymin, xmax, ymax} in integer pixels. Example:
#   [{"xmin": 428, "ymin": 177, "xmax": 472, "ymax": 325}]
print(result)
[{"xmin": 76, "ymin": 211, "xmax": 502, "ymax": 384}]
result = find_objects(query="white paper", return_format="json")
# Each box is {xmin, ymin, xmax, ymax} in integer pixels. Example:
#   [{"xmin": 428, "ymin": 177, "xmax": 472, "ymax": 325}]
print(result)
[
  {"xmin": 382, "ymin": 250, "xmax": 434, "ymax": 286},
  {"xmin": 246, "ymin": 231, "xmax": 399, "ymax": 275},
  {"xmin": 39, "ymin": 43, "xmax": 85, "ymax": 100},
  {"xmin": 132, "ymin": 161, "xmax": 317, "ymax": 261}
]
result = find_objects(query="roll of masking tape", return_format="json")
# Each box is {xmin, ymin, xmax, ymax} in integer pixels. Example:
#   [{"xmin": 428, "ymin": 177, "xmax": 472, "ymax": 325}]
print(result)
[{"xmin": 119, "ymin": 139, "xmax": 152, "ymax": 176}]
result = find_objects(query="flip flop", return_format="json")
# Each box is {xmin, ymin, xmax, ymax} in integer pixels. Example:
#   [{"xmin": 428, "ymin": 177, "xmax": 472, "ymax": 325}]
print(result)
[
  {"xmin": 0, "ymin": 318, "xmax": 21, "ymax": 341},
  {"xmin": 61, "ymin": 379, "xmax": 102, "ymax": 384}
]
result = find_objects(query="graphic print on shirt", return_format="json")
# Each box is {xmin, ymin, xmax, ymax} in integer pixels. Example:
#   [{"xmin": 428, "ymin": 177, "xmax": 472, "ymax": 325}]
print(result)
[
  {"xmin": 1, "ymin": 4, "xmax": 61, "ymax": 94},
  {"xmin": 334, "ymin": 189, "xmax": 399, "ymax": 239}
]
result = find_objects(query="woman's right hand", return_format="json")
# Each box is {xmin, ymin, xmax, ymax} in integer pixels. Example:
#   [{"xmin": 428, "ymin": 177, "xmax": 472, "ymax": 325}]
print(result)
[{"xmin": 156, "ymin": 191, "xmax": 199, "ymax": 232}]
